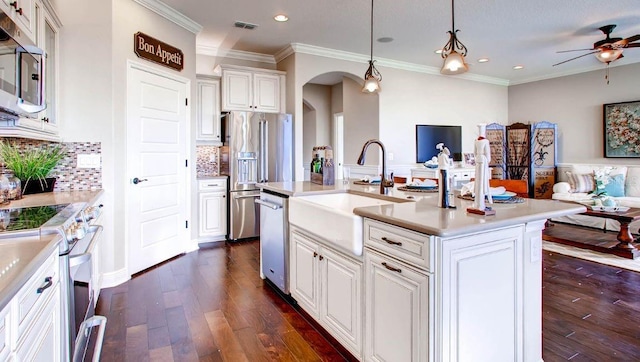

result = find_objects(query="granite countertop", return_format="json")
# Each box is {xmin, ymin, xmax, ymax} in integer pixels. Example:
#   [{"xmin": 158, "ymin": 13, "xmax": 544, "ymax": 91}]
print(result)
[
  {"xmin": 0, "ymin": 189, "xmax": 104, "ymax": 310},
  {"xmin": 260, "ymin": 181, "xmax": 586, "ymax": 237},
  {"xmin": 353, "ymin": 196, "xmax": 586, "ymax": 237},
  {"xmin": 0, "ymin": 233, "xmax": 60, "ymax": 311},
  {"xmin": 0, "ymin": 189, "xmax": 104, "ymax": 210}
]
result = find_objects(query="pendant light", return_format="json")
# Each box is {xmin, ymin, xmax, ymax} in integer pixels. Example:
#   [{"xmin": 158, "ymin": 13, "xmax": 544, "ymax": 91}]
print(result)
[
  {"xmin": 440, "ymin": 0, "xmax": 469, "ymax": 75},
  {"xmin": 362, "ymin": 0, "xmax": 381, "ymax": 93}
]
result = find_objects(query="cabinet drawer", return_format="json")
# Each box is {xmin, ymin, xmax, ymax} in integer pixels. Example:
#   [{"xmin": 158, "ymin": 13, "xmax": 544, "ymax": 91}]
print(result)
[
  {"xmin": 364, "ymin": 219, "xmax": 433, "ymax": 271},
  {"xmin": 0, "ymin": 304, "xmax": 9, "ymax": 361},
  {"xmin": 15, "ymin": 249, "xmax": 59, "ymax": 338},
  {"xmin": 198, "ymin": 179, "xmax": 227, "ymax": 192}
]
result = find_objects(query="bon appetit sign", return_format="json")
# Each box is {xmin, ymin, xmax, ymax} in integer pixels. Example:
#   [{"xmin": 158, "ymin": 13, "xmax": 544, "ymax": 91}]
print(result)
[{"xmin": 134, "ymin": 32, "xmax": 184, "ymax": 71}]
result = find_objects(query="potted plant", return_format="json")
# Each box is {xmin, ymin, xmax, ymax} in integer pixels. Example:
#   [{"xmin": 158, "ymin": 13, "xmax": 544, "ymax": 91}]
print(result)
[{"xmin": 0, "ymin": 142, "xmax": 66, "ymax": 195}]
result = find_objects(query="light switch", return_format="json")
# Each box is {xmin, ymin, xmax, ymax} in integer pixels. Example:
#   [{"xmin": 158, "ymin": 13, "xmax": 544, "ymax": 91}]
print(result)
[{"xmin": 77, "ymin": 154, "xmax": 102, "ymax": 169}]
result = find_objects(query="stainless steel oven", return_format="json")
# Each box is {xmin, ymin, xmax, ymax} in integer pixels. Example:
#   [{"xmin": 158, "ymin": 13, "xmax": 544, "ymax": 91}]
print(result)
[{"xmin": 38, "ymin": 203, "xmax": 106, "ymax": 361}]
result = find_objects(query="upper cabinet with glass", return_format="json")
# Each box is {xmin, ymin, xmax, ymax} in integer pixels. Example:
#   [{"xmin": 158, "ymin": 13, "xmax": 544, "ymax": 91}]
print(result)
[{"xmin": 39, "ymin": 2, "xmax": 61, "ymax": 134}]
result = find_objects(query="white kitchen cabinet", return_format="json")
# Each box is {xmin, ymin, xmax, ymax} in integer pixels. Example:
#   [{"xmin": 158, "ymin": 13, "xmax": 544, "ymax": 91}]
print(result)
[
  {"xmin": 365, "ymin": 249, "xmax": 429, "ymax": 362},
  {"xmin": 0, "ymin": 0, "xmax": 62, "ymax": 141},
  {"xmin": 364, "ymin": 217, "xmax": 534, "ymax": 362},
  {"xmin": 15, "ymin": 284, "xmax": 60, "ymax": 362},
  {"xmin": 198, "ymin": 178, "xmax": 227, "ymax": 241},
  {"xmin": 218, "ymin": 65, "xmax": 285, "ymax": 113},
  {"xmin": 0, "ymin": 304, "xmax": 9, "ymax": 361},
  {"xmin": 39, "ymin": 3, "xmax": 61, "ymax": 135},
  {"xmin": 0, "ymin": 0, "xmax": 36, "ymax": 42},
  {"xmin": 0, "ymin": 246, "xmax": 62, "ymax": 361},
  {"xmin": 196, "ymin": 77, "xmax": 222, "ymax": 144},
  {"xmin": 290, "ymin": 227, "xmax": 363, "ymax": 359}
]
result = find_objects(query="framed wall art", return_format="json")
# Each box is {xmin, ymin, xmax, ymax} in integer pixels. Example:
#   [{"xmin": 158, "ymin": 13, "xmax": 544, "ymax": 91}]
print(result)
[{"xmin": 604, "ymin": 100, "xmax": 640, "ymax": 158}]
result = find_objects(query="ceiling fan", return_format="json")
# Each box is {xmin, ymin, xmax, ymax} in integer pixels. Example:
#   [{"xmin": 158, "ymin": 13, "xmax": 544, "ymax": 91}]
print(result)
[{"xmin": 553, "ymin": 24, "xmax": 640, "ymax": 67}]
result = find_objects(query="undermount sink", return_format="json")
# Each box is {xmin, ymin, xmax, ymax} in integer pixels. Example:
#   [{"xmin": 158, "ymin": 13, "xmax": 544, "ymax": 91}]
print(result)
[{"xmin": 289, "ymin": 192, "xmax": 400, "ymax": 256}]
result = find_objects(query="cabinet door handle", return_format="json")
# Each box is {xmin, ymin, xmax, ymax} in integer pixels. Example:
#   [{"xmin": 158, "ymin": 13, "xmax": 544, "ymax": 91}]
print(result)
[
  {"xmin": 37, "ymin": 276, "xmax": 53, "ymax": 293},
  {"xmin": 319, "ymin": 255, "xmax": 324, "ymax": 261},
  {"xmin": 313, "ymin": 252, "xmax": 318, "ymax": 258},
  {"xmin": 381, "ymin": 236, "xmax": 402, "ymax": 246},
  {"xmin": 381, "ymin": 262, "xmax": 402, "ymax": 273}
]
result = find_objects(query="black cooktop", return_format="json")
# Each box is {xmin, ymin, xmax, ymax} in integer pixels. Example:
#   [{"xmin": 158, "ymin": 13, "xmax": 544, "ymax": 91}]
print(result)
[{"xmin": 0, "ymin": 204, "xmax": 69, "ymax": 232}]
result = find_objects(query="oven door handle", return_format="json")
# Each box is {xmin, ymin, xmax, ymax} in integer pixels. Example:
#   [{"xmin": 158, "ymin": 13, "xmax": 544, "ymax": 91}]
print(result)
[
  {"xmin": 254, "ymin": 199, "xmax": 282, "ymax": 210},
  {"xmin": 73, "ymin": 315, "xmax": 107, "ymax": 362},
  {"xmin": 69, "ymin": 225, "xmax": 103, "ymax": 268}
]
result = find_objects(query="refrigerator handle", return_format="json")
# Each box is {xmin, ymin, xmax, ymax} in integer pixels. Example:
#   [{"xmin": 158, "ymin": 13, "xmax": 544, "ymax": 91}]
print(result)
[{"xmin": 259, "ymin": 120, "xmax": 268, "ymax": 182}]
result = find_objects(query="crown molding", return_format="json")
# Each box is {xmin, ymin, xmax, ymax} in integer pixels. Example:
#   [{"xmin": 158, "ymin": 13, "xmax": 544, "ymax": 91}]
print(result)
[
  {"xmin": 41, "ymin": 0, "xmax": 63, "ymax": 28},
  {"xmin": 507, "ymin": 63, "xmax": 626, "ymax": 86},
  {"xmin": 196, "ymin": 45, "xmax": 276, "ymax": 64},
  {"xmin": 286, "ymin": 43, "xmax": 510, "ymax": 86},
  {"xmin": 133, "ymin": 0, "xmax": 202, "ymax": 34}
]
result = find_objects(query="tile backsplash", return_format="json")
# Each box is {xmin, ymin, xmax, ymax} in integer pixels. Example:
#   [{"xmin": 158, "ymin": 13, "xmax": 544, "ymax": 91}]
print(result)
[
  {"xmin": 196, "ymin": 145, "xmax": 219, "ymax": 176},
  {"xmin": 0, "ymin": 138, "xmax": 102, "ymax": 191}
]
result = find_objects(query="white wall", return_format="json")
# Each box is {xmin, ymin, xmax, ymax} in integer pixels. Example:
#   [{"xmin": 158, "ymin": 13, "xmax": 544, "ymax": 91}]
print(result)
[
  {"xmin": 57, "ymin": 0, "xmax": 197, "ymax": 281},
  {"xmin": 303, "ymin": 83, "xmax": 332, "ymax": 162},
  {"xmin": 280, "ymin": 52, "xmax": 509, "ymax": 180},
  {"xmin": 196, "ymin": 54, "xmax": 276, "ymax": 76},
  {"xmin": 509, "ymin": 62, "xmax": 640, "ymax": 165},
  {"xmin": 343, "ymin": 77, "xmax": 379, "ymax": 166}
]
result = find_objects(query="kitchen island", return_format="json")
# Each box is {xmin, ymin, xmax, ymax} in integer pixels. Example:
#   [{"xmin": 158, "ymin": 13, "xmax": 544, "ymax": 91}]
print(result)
[{"xmin": 260, "ymin": 181, "xmax": 585, "ymax": 362}]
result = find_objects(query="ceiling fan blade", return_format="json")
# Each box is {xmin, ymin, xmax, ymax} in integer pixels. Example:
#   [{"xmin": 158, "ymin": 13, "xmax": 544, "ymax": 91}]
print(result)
[
  {"xmin": 552, "ymin": 50, "xmax": 599, "ymax": 66},
  {"xmin": 556, "ymin": 48, "xmax": 596, "ymax": 53},
  {"xmin": 627, "ymin": 43, "xmax": 640, "ymax": 48},
  {"xmin": 613, "ymin": 34, "xmax": 640, "ymax": 47}
]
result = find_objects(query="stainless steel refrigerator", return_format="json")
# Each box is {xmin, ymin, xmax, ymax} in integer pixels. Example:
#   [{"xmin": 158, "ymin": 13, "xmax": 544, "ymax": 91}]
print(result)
[{"xmin": 221, "ymin": 111, "xmax": 293, "ymax": 241}]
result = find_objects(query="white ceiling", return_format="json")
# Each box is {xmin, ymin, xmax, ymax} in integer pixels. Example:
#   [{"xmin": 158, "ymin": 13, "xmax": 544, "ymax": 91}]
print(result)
[{"xmin": 160, "ymin": 0, "xmax": 640, "ymax": 85}]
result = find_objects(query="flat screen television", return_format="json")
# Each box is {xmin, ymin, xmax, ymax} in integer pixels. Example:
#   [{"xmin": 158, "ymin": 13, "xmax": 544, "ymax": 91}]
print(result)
[{"xmin": 416, "ymin": 125, "xmax": 462, "ymax": 163}]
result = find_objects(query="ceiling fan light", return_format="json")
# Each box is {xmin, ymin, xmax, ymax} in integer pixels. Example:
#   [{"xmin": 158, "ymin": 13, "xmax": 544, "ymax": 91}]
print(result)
[
  {"xmin": 596, "ymin": 48, "xmax": 623, "ymax": 63},
  {"xmin": 441, "ymin": 51, "xmax": 468, "ymax": 75}
]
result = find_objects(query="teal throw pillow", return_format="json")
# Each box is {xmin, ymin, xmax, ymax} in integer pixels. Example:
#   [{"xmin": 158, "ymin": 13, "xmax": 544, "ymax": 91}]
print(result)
[{"xmin": 603, "ymin": 174, "xmax": 625, "ymax": 197}]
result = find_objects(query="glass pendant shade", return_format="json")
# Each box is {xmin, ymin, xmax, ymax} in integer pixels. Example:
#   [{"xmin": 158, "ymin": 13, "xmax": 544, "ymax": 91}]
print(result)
[
  {"xmin": 362, "ymin": 0, "xmax": 381, "ymax": 93},
  {"xmin": 441, "ymin": 50, "xmax": 468, "ymax": 75},
  {"xmin": 595, "ymin": 48, "xmax": 623, "ymax": 63},
  {"xmin": 362, "ymin": 60, "xmax": 381, "ymax": 92},
  {"xmin": 440, "ymin": 0, "xmax": 468, "ymax": 75}
]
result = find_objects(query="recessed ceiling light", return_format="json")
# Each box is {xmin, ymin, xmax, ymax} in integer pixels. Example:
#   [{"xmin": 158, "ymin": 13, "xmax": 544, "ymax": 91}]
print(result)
[
  {"xmin": 513, "ymin": 65, "xmax": 524, "ymax": 70},
  {"xmin": 434, "ymin": 49, "xmax": 443, "ymax": 54},
  {"xmin": 377, "ymin": 37, "xmax": 394, "ymax": 43},
  {"xmin": 477, "ymin": 58, "xmax": 489, "ymax": 63},
  {"xmin": 274, "ymin": 14, "xmax": 288, "ymax": 22}
]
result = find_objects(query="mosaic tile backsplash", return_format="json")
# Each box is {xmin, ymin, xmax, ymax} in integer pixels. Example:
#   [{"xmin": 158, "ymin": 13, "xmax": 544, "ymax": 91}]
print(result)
[
  {"xmin": 0, "ymin": 138, "xmax": 102, "ymax": 191},
  {"xmin": 196, "ymin": 146, "xmax": 219, "ymax": 176}
]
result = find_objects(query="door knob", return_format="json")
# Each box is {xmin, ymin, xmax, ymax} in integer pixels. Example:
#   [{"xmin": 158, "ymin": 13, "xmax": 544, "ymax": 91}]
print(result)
[{"xmin": 132, "ymin": 177, "xmax": 148, "ymax": 184}]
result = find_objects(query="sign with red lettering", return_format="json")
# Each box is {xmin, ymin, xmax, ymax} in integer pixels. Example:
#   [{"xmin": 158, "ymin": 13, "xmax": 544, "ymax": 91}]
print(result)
[{"xmin": 134, "ymin": 32, "xmax": 184, "ymax": 71}]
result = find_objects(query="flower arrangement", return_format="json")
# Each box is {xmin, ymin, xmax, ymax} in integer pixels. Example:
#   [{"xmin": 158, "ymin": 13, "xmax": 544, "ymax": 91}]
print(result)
[{"xmin": 590, "ymin": 167, "xmax": 612, "ymax": 198}]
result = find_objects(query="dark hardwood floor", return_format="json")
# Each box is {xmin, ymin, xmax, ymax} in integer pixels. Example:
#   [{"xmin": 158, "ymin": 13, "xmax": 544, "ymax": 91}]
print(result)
[{"xmin": 96, "ymin": 238, "xmax": 640, "ymax": 361}]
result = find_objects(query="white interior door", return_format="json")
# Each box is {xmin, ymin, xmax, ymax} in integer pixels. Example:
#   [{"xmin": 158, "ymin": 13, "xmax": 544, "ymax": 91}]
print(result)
[{"xmin": 127, "ymin": 62, "xmax": 189, "ymax": 275}]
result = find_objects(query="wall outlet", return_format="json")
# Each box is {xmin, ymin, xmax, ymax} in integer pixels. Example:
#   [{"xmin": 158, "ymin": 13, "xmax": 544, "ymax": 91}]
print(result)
[
  {"xmin": 77, "ymin": 154, "xmax": 101, "ymax": 169},
  {"xmin": 388, "ymin": 152, "xmax": 394, "ymax": 161}
]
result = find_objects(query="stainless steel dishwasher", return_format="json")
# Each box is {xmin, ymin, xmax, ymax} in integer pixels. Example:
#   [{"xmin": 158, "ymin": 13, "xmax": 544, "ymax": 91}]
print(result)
[{"xmin": 255, "ymin": 190, "xmax": 289, "ymax": 294}]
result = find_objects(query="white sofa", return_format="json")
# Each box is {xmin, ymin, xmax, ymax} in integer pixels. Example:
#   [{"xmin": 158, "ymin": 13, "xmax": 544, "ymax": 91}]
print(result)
[{"xmin": 551, "ymin": 164, "xmax": 640, "ymax": 232}]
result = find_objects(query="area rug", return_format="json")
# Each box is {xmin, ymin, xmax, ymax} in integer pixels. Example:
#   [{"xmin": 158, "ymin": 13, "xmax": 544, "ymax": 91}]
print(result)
[{"xmin": 542, "ymin": 241, "xmax": 640, "ymax": 273}]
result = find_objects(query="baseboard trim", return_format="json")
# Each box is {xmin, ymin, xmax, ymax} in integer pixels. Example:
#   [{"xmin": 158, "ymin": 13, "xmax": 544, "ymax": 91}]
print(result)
[{"xmin": 100, "ymin": 268, "xmax": 131, "ymax": 288}]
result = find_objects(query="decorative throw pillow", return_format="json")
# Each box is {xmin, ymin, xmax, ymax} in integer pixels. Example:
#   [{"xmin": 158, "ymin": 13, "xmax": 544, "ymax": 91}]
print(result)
[
  {"xmin": 566, "ymin": 171, "xmax": 595, "ymax": 193},
  {"xmin": 593, "ymin": 167, "xmax": 627, "ymax": 197},
  {"xmin": 626, "ymin": 167, "xmax": 640, "ymax": 197},
  {"xmin": 603, "ymin": 173, "xmax": 625, "ymax": 197}
]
